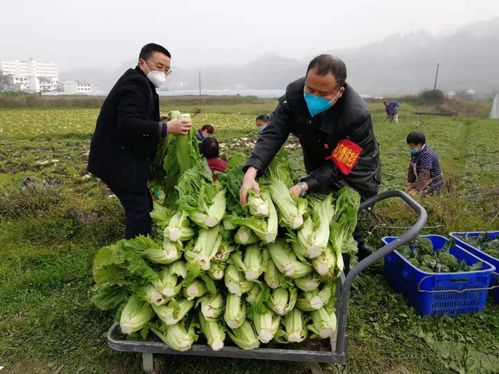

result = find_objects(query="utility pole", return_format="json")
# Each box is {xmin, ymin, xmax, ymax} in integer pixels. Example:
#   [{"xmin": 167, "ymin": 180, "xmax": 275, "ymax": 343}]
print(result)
[
  {"xmin": 198, "ymin": 71, "xmax": 202, "ymax": 96},
  {"xmin": 433, "ymin": 63, "xmax": 440, "ymax": 91}
]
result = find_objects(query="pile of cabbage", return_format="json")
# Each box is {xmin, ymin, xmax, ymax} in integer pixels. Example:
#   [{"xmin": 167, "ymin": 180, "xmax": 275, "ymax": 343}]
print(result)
[{"xmin": 91, "ymin": 114, "xmax": 361, "ymax": 351}]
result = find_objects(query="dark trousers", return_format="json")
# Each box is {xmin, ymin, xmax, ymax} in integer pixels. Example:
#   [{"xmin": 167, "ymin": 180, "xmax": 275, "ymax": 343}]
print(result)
[
  {"xmin": 343, "ymin": 224, "xmax": 371, "ymax": 273},
  {"xmin": 107, "ymin": 182, "xmax": 153, "ymax": 239}
]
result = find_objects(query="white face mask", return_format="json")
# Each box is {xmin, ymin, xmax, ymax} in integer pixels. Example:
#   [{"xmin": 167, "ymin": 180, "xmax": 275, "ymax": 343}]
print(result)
[
  {"xmin": 142, "ymin": 60, "xmax": 167, "ymax": 88},
  {"xmin": 147, "ymin": 70, "xmax": 166, "ymax": 88}
]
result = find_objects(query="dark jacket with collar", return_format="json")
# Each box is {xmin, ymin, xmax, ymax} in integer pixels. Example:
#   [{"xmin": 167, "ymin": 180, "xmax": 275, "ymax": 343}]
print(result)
[
  {"xmin": 87, "ymin": 66, "xmax": 160, "ymax": 192},
  {"xmin": 245, "ymin": 77, "xmax": 381, "ymax": 199}
]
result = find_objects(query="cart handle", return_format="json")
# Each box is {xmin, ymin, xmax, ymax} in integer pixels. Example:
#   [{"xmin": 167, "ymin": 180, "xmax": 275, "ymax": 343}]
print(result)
[
  {"xmin": 417, "ymin": 272, "xmax": 499, "ymax": 294},
  {"xmin": 334, "ymin": 190, "xmax": 427, "ymax": 356}
]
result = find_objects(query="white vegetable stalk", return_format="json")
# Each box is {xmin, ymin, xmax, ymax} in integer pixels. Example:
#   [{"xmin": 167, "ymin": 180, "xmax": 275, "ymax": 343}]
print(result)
[
  {"xmin": 269, "ymin": 178, "xmax": 307, "ymax": 230},
  {"xmin": 310, "ymin": 307, "xmax": 337, "ymax": 339},
  {"xmin": 227, "ymin": 320, "xmax": 260, "ymax": 350},
  {"xmin": 214, "ymin": 240, "xmax": 235, "ymax": 262},
  {"xmin": 243, "ymin": 245, "xmax": 265, "ymax": 281},
  {"xmin": 263, "ymin": 250, "xmax": 280, "ymax": 289},
  {"xmin": 208, "ymin": 261, "xmax": 226, "ymax": 280},
  {"xmin": 252, "ymin": 307, "xmax": 280, "ymax": 344},
  {"xmin": 312, "ymin": 247, "xmax": 337, "ymax": 278},
  {"xmin": 298, "ymin": 195, "xmax": 335, "ymax": 258},
  {"xmin": 119, "ymin": 295, "xmax": 154, "ymax": 335},
  {"xmin": 294, "ymin": 274, "xmax": 321, "ymax": 292},
  {"xmin": 161, "ymin": 238, "xmax": 183, "ymax": 263},
  {"xmin": 247, "ymin": 189, "xmax": 270, "ymax": 217},
  {"xmin": 151, "ymin": 321, "xmax": 197, "ymax": 352},
  {"xmin": 205, "ymin": 190, "xmax": 226, "ymax": 228},
  {"xmin": 267, "ymin": 240, "xmax": 312, "ymax": 278},
  {"xmin": 152, "ymin": 260, "xmax": 187, "ymax": 298},
  {"xmin": 199, "ymin": 312, "xmax": 225, "ymax": 351},
  {"xmin": 182, "ymin": 279, "xmax": 207, "ymax": 300},
  {"xmin": 185, "ymin": 226, "xmax": 222, "ymax": 271},
  {"xmin": 283, "ymin": 308, "xmax": 308, "ymax": 343},
  {"xmin": 224, "ymin": 294, "xmax": 246, "ymax": 329},
  {"xmin": 245, "ymin": 284, "xmax": 259, "ymax": 304},
  {"xmin": 234, "ymin": 226, "xmax": 259, "ymax": 245},
  {"xmin": 268, "ymin": 287, "xmax": 297, "ymax": 316},
  {"xmin": 164, "ymin": 211, "xmax": 194, "ymax": 242},
  {"xmin": 200, "ymin": 293, "xmax": 224, "ymax": 320},
  {"xmin": 224, "ymin": 263, "xmax": 253, "ymax": 296},
  {"xmin": 296, "ymin": 286, "xmax": 332, "ymax": 312},
  {"xmin": 142, "ymin": 284, "xmax": 167, "ymax": 306},
  {"xmin": 152, "ymin": 298, "xmax": 194, "ymax": 325}
]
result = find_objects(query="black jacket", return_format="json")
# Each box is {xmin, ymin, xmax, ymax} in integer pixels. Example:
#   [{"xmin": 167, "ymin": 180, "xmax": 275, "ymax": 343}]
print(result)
[
  {"xmin": 245, "ymin": 78, "xmax": 381, "ymax": 199},
  {"xmin": 87, "ymin": 67, "xmax": 160, "ymax": 192}
]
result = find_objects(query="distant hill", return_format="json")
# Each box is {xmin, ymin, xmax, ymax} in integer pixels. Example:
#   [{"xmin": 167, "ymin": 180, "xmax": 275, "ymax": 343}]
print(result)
[{"xmin": 60, "ymin": 18, "xmax": 499, "ymax": 96}]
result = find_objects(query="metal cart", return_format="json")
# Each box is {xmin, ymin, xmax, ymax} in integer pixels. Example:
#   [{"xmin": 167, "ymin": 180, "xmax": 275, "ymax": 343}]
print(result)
[{"xmin": 107, "ymin": 190, "xmax": 428, "ymax": 372}]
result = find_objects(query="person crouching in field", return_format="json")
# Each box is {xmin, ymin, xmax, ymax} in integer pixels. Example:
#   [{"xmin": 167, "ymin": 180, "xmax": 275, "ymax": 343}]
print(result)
[
  {"xmin": 255, "ymin": 114, "xmax": 270, "ymax": 133},
  {"xmin": 196, "ymin": 124, "xmax": 215, "ymax": 141},
  {"xmin": 406, "ymin": 131, "xmax": 445, "ymax": 196},
  {"xmin": 383, "ymin": 100, "xmax": 400, "ymax": 123},
  {"xmin": 199, "ymin": 137, "xmax": 228, "ymax": 180},
  {"xmin": 87, "ymin": 43, "xmax": 192, "ymax": 239}
]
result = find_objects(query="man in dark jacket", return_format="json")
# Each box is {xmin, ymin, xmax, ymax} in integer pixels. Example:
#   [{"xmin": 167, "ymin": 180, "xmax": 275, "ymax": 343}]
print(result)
[
  {"xmin": 239, "ymin": 54, "xmax": 381, "ymax": 260},
  {"xmin": 87, "ymin": 43, "xmax": 191, "ymax": 239}
]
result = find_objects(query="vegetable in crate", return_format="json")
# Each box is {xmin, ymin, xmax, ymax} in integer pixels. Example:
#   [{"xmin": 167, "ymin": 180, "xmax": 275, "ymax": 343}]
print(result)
[
  {"xmin": 398, "ymin": 237, "xmax": 483, "ymax": 273},
  {"xmin": 464, "ymin": 233, "xmax": 499, "ymax": 259}
]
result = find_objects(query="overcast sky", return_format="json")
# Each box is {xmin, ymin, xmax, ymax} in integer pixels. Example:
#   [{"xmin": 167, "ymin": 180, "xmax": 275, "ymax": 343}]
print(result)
[{"xmin": 1, "ymin": 0, "xmax": 499, "ymax": 71}]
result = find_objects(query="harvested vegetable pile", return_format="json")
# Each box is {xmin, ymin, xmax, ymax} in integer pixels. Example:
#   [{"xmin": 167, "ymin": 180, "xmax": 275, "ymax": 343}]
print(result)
[{"xmin": 91, "ymin": 115, "xmax": 361, "ymax": 351}]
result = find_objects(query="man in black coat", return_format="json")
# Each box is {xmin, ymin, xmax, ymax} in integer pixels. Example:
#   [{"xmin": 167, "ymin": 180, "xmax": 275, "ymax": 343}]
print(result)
[
  {"xmin": 88, "ymin": 43, "xmax": 191, "ymax": 239},
  {"xmin": 239, "ymin": 54, "xmax": 381, "ymax": 260}
]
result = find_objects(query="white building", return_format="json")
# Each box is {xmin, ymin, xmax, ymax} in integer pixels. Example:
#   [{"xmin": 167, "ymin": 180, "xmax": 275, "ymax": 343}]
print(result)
[
  {"xmin": 491, "ymin": 93, "xmax": 499, "ymax": 120},
  {"xmin": 63, "ymin": 80, "xmax": 92, "ymax": 95},
  {"xmin": 0, "ymin": 59, "xmax": 59, "ymax": 92}
]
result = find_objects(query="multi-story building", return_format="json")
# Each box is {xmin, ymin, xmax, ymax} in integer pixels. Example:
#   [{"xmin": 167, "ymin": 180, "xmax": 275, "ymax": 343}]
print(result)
[
  {"xmin": 63, "ymin": 80, "xmax": 92, "ymax": 95},
  {"xmin": 0, "ymin": 58, "xmax": 59, "ymax": 92}
]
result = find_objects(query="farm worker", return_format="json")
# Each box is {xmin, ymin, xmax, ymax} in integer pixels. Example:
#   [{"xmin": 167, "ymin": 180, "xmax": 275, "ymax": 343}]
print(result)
[
  {"xmin": 196, "ymin": 124, "xmax": 215, "ymax": 141},
  {"xmin": 383, "ymin": 100, "xmax": 400, "ymax": 123},
  {"xmin": 239, "ymin": 54, "xmax": 381, "ymax": 265},
  {"xmin": 255, "ymin": 114, "xmax": 270, "ymax": 133},
  {"xmin": 199, "ymin": 137, "xmax": 228, "ymax": 180},
  {"xmin": 87, "ymin": 43, "xmax": 191, "ymax": 239},
  {"xmin": 406, "ymin": 131, "xmax": 445, "ymax": 196}
]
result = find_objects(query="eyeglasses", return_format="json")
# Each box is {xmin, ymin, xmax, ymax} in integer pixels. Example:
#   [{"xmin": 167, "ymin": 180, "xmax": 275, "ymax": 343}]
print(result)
[{"xmin": 146, "ymin": 59, "xmax": 172, "ymax": 75}]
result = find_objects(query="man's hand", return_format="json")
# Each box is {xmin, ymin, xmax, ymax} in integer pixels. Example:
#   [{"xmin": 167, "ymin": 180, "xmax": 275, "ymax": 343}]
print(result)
[
  {"xmin": 240, "ymin": 167, "xmax": 260, "ymax": 206},
  {"xmin": 289, "ymin": 182, "xmax": 308, "ymax": 197},
  {"xmin": 167, "ymin": 119, "xmax": 192, "ymax": 135},
  {"xmin": 159, "ymin": 115, "xmax": 169, "ymax": 121}
]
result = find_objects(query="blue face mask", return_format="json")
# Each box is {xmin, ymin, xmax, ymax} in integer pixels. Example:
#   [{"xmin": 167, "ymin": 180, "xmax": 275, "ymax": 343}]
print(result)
[
  {"xmin": 410, "ymin": 148, "xmax": 420, "ymax": 156},
  {"xmin": 304, "ymin": 93, "xmax": 334, "ymax": 117}
]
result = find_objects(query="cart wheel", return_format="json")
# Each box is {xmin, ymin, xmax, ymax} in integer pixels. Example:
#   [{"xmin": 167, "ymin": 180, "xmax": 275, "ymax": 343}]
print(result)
[{"xmin": 142, "ymin": 352, "xmax": 154, "ymax": 373}]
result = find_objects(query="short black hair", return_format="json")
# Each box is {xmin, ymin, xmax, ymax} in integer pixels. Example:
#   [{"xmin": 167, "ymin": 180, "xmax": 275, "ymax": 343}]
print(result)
[
  {"xmin": 256, "ymin": 114, "xmax": 270, "ymax": 122},
  {"xmin": 199, "ymin": 137, "xmax": 220, "ymax": 159},
  {"xmin": 306, "ymin": 55, "xmax": 347, "ymax": 87},
  {"xmin": 139, "ymin": 43, "xmax": 171, "ymax": 60},
  {"xmin": 406, "ymin": 131, "xmax": 426, "ymax": 145}
]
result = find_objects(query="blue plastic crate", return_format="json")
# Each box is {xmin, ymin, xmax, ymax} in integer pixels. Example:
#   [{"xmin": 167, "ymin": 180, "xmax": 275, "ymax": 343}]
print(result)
[
  {"xmin": 382, "ymin": 235, "xmax": 495, "ymax": 316},
  {"xmin": 449, "ymin": 231, "xmax": 499, "ymax": 303}
]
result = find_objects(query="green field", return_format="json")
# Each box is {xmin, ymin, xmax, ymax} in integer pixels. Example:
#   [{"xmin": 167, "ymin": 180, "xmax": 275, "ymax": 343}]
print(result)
[{"xmin": 0, "ymin": 99, "xmax": 498, "ymax": 374}]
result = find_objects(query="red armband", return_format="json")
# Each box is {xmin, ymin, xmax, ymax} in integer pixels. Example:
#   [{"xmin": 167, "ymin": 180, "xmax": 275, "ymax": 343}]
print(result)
[{"xmin": 324, "ymin": 139, "xmax": 363, "ymax": 175}]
